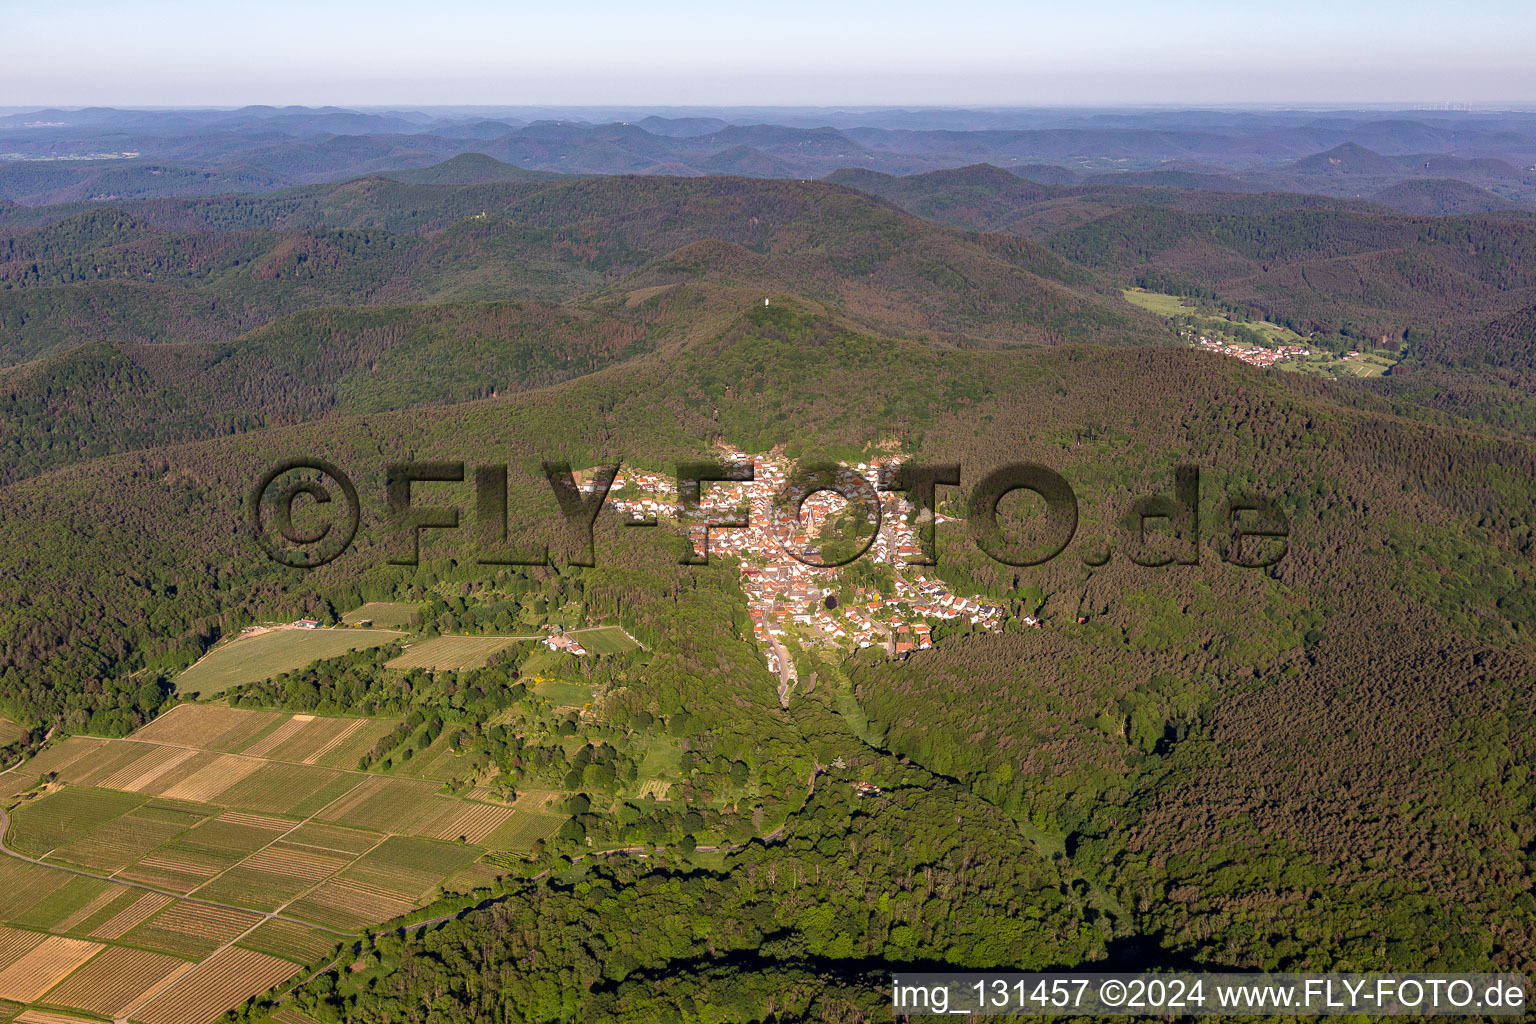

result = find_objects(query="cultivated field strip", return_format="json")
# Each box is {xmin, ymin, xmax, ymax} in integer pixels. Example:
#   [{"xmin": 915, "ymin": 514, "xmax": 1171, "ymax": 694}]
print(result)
[
  {"xmin": 15, "ymin": 1010, "xmax": 102, "ymax": 1024},
  {"xmin": 313, "ymin": 775, "xmax": 439, "ymax": 831},
  {"xmin": 0, "ymin": 928, "xmax": 46, "ymax": 971},
  {"xmin": 158, "ymin": 754, "xmax": 265, "ymax": 803},
  {"xmin": 239, "ymin": 715, "xmax": 314, "ymax": 758},
  {"xmin": 95, "ymin": 746, "xmax": 199, "ymax": 793},
  {"xmin": 88, "ymin": 891, "xmax": 172, "ymax": 939},
  {"xmin": 385, "ymin": 634, "xmax": 523, "ymax": 671},
  {"xmin": 50, "ymin": 812, "xmax": 189, "ymax": 873},
  {"xmin": 193, "ymin": 841, "xmax": 361, "ymax": 910},
  {"xmin": 238, "ymin": 918, "xmax": 342, "ymax": 964},
  {"xmin": 0, "ymin": 937, "xmax": 101, "ymax": 1003},
  {"xmin": 10, "ymin": 740, "xmax": 105, "ymax": 780},
  {"xmin": 124, "ymin": 900, "xmax": 263, "ymax": 956},
  {"xmin": 36, "ymin": 944, "xmax": 193, "ymax": 1018},
  {"xmin": 270, "ymin": 1008, "xmax": 326, "ymax": 1024},
  {"xmin": 307, "ymin": 718, "xmax": 398, "ymax": 769},
  {"xmin": 480, "ymin": 808, "xmax": 565, "ymax": 851},
  {"xmin": 264, "ymin": 717, "xmax": 354, "ymax": 763},
  {"xmin": 47, "ymin": 887, "xmax": 120, "ymax": 934},
  {"xmin": 132, "ymin": 705, "xmax": 283, "ymax": 751},
  {"xmin": 216, "ymin": 811, "xmax": 293, "ymax": 832},
  {"xmin": 133, "ymin": 946, "xmax": 300, "ymax": 1024},
  {"xmin": 414, "ymin": 800, "xmax": 516, "ymax": 844},
  {"xmin": 119, "ymin": 851, "xmax": 224, "ymax": 891},
  {"xmin": 286, "ymin": 878, "xmax": 416, "ymax": 930},
  {"xmin": 297, "ymin": 718, "xmax": 366, "ymax": 764},
  {"xmin": 279, "ymin": 821, "xmax": 378, "ymax": 855}
]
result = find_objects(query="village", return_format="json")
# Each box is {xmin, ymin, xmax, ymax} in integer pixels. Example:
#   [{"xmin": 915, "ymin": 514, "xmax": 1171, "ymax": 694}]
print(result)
[
  {"xmin": 590, "ymin": 450, "xmax": 1009, "ymax": 701},
  {"xmin": 1184, "ymin": 329, "xmax": 1312, "ymax": 367}
]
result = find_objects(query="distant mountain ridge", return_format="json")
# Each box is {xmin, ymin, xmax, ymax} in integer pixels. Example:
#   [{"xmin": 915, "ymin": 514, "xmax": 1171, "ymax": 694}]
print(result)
[{"xmin": 3, "ymin": 106, "xmax": 1536, "ymax": 205}]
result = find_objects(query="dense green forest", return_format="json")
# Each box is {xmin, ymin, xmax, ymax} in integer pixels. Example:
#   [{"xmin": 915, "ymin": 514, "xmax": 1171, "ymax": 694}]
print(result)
[{"xmin": 1, "ymin": 163, "xmax": 1534, "ymax": 1022}]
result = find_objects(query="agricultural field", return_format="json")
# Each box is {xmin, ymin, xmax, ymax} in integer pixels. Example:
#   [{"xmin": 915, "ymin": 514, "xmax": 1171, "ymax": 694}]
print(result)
[
  {"xmin": 122, "ymin": 899, "xmax": 265, "ymax": 957},
  {"xmin": 0, "ymin": 935, "xmax": 101, "ymax": 1003},
  {"xmin": 4, "ymin": 787, "xmax": 147, "ymax": 859},
  {"xmin": 133, "ymin": 705, "xmax": 400, "ymax": 771},
  {"xmin": 0, "ymin": 722, "xmax": 25, "ymax": 747},
  {"xmin": 479, "ymin": 808, "xmax": 564, "ymax": 851},
  {"xmin": 385, "ymin": 634, "xmax": 528, "ymax": 671},
  {"xmin": 238, "ymin": 918, "xmax": 342, "ymax": 964},
  {"xmin": 341, "ymin": 602, "xmax": 420, "ymax": 628},
  {"xmin": 1280, "ymin": 347, "xmax": 1399, "ymax": 378},
  {"xmin": 133, "ymin": 947, "xmax": 301, "ymax": 1024},
  {"xmin": 568, "ymin": 625, "xmax": 641, "ymax": 655},
  {"xmin": 174, "ymin": 627, "xmax": 405, "ymax": 695},
  {"xmin": 0, "ymin": 702, "xmax": 576, "ymax": 1022},
  {"xmin": 35, "ymin": 945, "xmax": 194, "ymax": 1019}
]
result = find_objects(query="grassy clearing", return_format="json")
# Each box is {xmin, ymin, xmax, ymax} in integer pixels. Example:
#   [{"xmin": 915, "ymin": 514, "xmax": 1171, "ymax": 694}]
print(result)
[
  {"xmin": 1125, "ymin": 288, "xmax": 1310, "ymax": 345},
  {"xmin": 341, "ymin": 602, "xmax": 419, "ymax": 628},
  {"xmin": 517, "ymin": 647, "xmax": 562, "ymax": 679},
  {"xmin": 632, "ymin": 736, "xmax": 682, "ymax": 784},
  {"xmin": 385, "ymin": 635, "xmax": 527, "ymax": 672},
  {"xmin": 175, "ymin": 628, "xmax": 404, "ymax": 696},
  {"xmin": 531, "ymin": 680, "xmax": 592, "ymax": 706},
  {"xmin": 389, "ymin": 732, "xmax": 467, "ymax": 783},
  {"xmin": 569, "ymin": 626, "xmax": 640, "ymax": 655},
  {"xmin": 1122, "ymin": 287, "xmax": 1195, "ymax": 316}
]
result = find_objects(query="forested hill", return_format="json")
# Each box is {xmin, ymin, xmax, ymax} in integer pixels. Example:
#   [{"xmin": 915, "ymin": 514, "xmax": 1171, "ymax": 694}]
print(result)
[
  {"xmin": 2, "ymin": 304, "xmax": 1535, "ymax": 988},
  {"xmin": 837, "ymin": 163, "xmax": 1536, "ymax": 341},
  {"xmin": 0, "ymin": 173, "xmax": 1160, "ymax": 369},
  {"xmin": 0, "ymin": 301, "xmax": 655, "ymax": 485},
  {"xmin": 4, "ymin": 144, "xmax": 1536, "ymax": 1019}
]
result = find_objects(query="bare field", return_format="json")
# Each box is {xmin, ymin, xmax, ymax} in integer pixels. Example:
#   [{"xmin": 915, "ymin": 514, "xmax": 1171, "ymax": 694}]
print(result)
[{"xmin": 0, "ymin": 937, "xmax": 101, "ymax": 1003}]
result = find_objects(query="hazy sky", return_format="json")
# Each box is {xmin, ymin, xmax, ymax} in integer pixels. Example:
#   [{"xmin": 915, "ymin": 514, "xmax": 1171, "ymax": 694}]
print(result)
[{"xmin": 4, "ymin": 0, "xmax": 1534, "ymax": 106}]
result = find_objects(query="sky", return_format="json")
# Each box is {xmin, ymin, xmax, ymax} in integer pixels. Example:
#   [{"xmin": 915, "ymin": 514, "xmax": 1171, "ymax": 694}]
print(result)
[{"xmin": 3, "ymin": 0, "xmax": 1535, "ymax": 107}]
